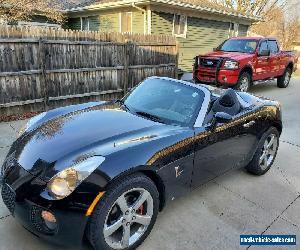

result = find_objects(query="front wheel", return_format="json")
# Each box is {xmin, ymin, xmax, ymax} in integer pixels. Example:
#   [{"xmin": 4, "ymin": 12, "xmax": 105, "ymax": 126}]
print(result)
[
  {"xmin": 86, "ymin": 173, "xmax": 159, "ymax": 250},
  {"xmin": 245, "ymin": 127, "xmax": 279, "ymax": 175},
  {"xmin": 234, "ymin": 72, "xmax": 251, "ymax": 92},
  {"xmin": 277, "ymin": 68, "xmax": 292, "ymax": 88}
]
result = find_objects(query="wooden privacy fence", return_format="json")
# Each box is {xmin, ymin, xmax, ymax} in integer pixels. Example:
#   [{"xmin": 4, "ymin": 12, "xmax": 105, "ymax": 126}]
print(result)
[{"xmin": 0, "ymin": 26, "xmax": 178, "ymax": 117}]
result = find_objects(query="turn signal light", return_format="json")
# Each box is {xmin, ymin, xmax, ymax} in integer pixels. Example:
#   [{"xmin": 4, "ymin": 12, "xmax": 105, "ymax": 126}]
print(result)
[{"xmin": 41, "ymin": 211, "xmax": 56, "ymax": 223}]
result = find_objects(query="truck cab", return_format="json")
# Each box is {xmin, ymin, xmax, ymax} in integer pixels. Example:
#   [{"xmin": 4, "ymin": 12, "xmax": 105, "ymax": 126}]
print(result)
[{"xmin": 193, "ymin": 37, "xmax": 298, "ymax": 91}]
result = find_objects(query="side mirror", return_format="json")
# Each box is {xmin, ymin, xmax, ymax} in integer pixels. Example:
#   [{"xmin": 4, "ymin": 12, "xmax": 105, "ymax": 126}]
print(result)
[
  {"xmin": 259, "ymin": 49, "xmax": 270, "ymax": 57},
  {"xmin": 213, "ymin": 48, "xmax": 217, "ymax": 51},
  {"xmin": 209, "ymin": 112, "xmax": 233, "ymax": 130}
]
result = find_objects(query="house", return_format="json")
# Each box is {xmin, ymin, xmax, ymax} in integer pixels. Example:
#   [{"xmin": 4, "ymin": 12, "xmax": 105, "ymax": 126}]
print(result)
[{"xmin": 63, "ymin": 0, "xmax": 260, "ymax": 72}]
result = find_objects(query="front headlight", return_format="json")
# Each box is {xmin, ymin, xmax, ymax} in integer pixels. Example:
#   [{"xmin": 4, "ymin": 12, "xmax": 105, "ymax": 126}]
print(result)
[
  {"xmin": 47, "ymin": 156, "xmax": 105, "ymax": 200},
  {"xmin": 19, "ymin": 112, "xmax": 47, "ymax": 135},
  {"xmin": 223, "ymin": 60, "xmax": 239, "ymax": 69}
]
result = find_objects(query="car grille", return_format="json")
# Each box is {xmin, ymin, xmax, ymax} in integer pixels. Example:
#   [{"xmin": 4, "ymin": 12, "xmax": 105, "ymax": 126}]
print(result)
[
  {"xmin": 200, "ymin": 58, "xmax": 220, "ymax": 68},
  {"xmin": 1, "ymin": 183, "xmax": 16, "ymax": 215}
]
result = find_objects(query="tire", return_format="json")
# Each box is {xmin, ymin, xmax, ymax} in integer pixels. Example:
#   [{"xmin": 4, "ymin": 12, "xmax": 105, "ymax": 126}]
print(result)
[
  {"xmin": 86, "ymin": 173, "xmax": 159, "ymax": 250},
  {"xmin": 277, "ymin": 67, "xmax": 292, "ymax": 88},
  {"xmin": 234, "ymin": 72, "xmax": 251, "ymax": 92},
  {"xmin": 245, "ymin": 127, "xmax": 279, "ymax": 175}
]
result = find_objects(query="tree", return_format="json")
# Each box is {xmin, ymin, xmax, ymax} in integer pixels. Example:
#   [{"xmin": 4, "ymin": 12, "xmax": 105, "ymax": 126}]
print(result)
[
  {"xmin": 211, "ymin": 0, "xmax": 300, "ymax": 49},
  {"xmin": 211, "ymin": 0, "xmax": 281, "ymax": 16},
  {"xmin": 250, "ymin": 2, "xmax": 300, "ymax": 49},
  {"xmin": 0, "ymin": 0, "xmax": 64, "ymax": 23}
]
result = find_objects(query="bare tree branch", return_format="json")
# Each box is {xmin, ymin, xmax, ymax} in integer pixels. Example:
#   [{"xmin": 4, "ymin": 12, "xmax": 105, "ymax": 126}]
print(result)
[{"xmin": 0, "ymin": 0, "xmax": 64, "ymax": 23}]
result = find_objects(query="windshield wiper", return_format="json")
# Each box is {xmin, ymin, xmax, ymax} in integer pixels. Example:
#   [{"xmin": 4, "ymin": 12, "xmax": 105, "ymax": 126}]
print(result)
[
  {"xmin": 135, "ymin": 111, "xmax": 165, "ymax": 124},
  {"xmin": 116, "ymin": 100, "xmax": 131, "ymax": 112}
]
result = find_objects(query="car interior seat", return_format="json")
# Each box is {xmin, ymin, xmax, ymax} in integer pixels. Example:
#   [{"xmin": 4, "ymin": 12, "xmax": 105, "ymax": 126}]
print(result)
[{"xmin": 203, "ymin": 88, "xmax": 241, "ymax": 124}]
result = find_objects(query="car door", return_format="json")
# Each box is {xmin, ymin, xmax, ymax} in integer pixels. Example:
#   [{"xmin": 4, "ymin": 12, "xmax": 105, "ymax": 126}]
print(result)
[
  {"xmin": 191, "ymin": 111, "xmax": 259, "ymax": 188},
  {"xmin": 267, "ymin": 40, "xmax": 281, "ymax": 77},
  {"xmin": 254, "ymin": 40, "xmax": 270, "ymax": 80}
]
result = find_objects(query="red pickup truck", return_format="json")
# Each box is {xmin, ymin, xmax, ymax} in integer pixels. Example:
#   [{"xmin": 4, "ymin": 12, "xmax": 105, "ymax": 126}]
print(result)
[{"xmin": 193, "ymin": 37, "xmax": 298, "ymax": 91}]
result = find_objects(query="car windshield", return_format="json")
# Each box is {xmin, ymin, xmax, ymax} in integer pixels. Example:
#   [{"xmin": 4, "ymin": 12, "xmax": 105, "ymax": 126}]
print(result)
[
  {"xmin": 218, "ymin": 39, "xmax": 258, "ymax": 54},
  {"xmin": 123, "ymin": 78, "xmax": 205, "ymax": 127}
]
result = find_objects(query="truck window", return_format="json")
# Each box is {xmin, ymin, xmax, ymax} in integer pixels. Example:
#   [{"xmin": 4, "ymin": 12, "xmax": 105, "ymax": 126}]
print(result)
[
  {"xmin": 258, "ymin": 41, "xmax": 268, "ymax": 54},
  {"xmin": 268, "ymin": 40, "xmax": 279, "ymax": 54},
  {"xmin": 218, "ymin": 39, "xmax": 258, "ymax": 53}
]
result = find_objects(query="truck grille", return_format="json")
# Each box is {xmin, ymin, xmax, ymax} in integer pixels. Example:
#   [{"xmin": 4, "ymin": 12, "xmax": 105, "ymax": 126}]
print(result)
[
  {"xmin": 1, "ymin": 183, "xmax": 16, "ymax": 215},
  {"xmin": 200, "ymin": 58, "xmax": 220, "ymax": 68}
]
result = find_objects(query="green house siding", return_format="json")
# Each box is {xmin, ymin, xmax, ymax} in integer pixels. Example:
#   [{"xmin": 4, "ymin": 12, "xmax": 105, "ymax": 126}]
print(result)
[
  {"xmin": 133, "ymin": 11, "xmax": 145, "ymax": 34},
  {"xmin": 67, "ymin": 9, "xmax": 144, "ymax": 33},
  {"xmin": 99, "ymin": 13, "xmax": 119, "ymax": 32},
  {"xmin": 89, "ymin": 16, "xmax": 101, "ymax": 31},
  {"xmin": 152, "ymin": 11, "xmax": 230, "ymax": 71},
  {"xmin": 238, "ymin": 24, "xmax": 249, "ymax": 37},
  {"xmin": 151, "ymin": 12, "xmax": 173, "ymax": 35}
]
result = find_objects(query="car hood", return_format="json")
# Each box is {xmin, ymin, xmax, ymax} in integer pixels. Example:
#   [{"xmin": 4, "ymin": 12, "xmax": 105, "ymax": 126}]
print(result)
[
  {"xmin": 202, "ymin": 51, "xmax": 254, "ymax": 61},
  {"xmin": 11, "ymin": 103, "xmax": 173, "ymax": 175}
]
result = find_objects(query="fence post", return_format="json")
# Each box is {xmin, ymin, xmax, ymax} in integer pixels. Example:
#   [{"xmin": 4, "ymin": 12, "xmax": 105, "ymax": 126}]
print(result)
[
  {"xmin": 38, "ymin": 38, "xmax": 49, "ymax": 110},
  {"xmin": 123, "ymin": 41, "xmax": 130, "ymax": 95}
]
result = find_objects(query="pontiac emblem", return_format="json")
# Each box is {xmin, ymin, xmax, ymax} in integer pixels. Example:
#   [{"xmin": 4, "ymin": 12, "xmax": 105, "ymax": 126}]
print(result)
[{"xmin": 175, "ymin": 166, "xmax": 183, "ymax": 178}]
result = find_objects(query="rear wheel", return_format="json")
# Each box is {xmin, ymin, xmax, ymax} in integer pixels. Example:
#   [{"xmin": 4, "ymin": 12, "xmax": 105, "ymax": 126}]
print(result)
[
  {"xmin": 235, "ymin": 72, "xmax": 251, "ymax": 92},
  {"xmin": 277, "ymin": 67, "xmax": 292, "ymax": 88},
  {"xmin": 245, "ymin": 127, "xmax": 279, "ymax": 175},
  {"xmin": 87, "ymin": 173, "xmax": 159, "ymax": 250}
]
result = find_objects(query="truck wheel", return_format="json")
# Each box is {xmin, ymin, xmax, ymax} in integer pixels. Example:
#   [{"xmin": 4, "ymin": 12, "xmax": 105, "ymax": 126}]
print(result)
[
  {"xmin": 277, "ymin": 68, "xmax": 292, "ymax": 88},
  {"xmin": 235, "ymin": 72, "xmax": 251, "ymax": 92}
]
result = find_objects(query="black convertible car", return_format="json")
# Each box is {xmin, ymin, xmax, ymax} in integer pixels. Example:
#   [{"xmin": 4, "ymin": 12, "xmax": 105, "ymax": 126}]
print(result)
[{"xmin": 1, "ymin": 77, "xmax": 281, "ymax": 249}]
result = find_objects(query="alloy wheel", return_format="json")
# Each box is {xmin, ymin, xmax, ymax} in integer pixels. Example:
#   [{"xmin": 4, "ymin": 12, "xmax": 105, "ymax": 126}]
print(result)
[
  {"xmin": 103, "ymin": 188, "xmax": 153, "ymax": 249},
  {"xmin": 259, "ymin": 133, "xmax": 278, "ymax": 170}
]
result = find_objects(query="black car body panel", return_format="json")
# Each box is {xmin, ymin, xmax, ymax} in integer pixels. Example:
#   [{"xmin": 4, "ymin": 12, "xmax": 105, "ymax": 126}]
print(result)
[{"xmin": 1, "ymin": 77, "xmax": 282, "ymax": 247}]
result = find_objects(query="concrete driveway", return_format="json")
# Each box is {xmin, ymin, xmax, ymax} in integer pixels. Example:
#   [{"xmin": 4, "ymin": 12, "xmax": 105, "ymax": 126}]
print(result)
[{"xmin": 1, "ymin": 77, "xmax": 300, "ymax": 250}]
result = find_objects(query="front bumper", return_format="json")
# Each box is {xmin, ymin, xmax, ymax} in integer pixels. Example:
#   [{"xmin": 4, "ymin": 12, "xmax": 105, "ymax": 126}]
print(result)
[
  {"xmin": 194, "ymin": 67, "xmax": 239, "ymax": 85},
  {"xmin": 0, "ymin": 161, "xmax": 90, "ymax": 247}
]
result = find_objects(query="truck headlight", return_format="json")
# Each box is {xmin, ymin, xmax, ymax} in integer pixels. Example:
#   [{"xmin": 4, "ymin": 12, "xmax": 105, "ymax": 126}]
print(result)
[
  {"xmin": 223, "ymin": 60, "xmax": 239, "ymax": 69},
  {"xmin": 19, "ymin": 112, "xmax": 46, "ymax": 135},
  {"xmin": 47, "ymin": 156, "xmax": 105, "ymax": 200}
]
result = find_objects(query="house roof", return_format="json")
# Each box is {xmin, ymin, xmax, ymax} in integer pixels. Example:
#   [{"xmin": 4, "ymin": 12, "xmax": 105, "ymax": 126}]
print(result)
[{"xmin": 61, "ymin": 0, "xmax": 261, "ymax": 22}]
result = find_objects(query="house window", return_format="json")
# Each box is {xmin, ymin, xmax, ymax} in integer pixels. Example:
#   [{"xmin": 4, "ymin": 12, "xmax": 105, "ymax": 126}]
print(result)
[
  {"xmin": 81, "ymin": 17, "xmax": 90, "ymax": 31},
  {"xmin": 173, "ymin": 14, "xmax": 187, "ymax": 37},
  {"xmin": 229, "ymin": 22, "xmax": 239, "ymax": 37},
  {"xmin": 120, "ymin": 12, "xmax": 132, "ymax": 33}
]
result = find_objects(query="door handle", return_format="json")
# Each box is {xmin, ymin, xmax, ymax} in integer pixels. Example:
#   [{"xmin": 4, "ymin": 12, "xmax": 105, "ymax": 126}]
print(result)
[{"xmin": 243, "ymin": 120, "xmax": 255, "ymax": 128}]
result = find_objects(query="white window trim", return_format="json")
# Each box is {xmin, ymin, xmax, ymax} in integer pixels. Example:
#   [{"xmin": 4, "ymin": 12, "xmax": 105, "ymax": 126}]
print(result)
[
  {"xmin": 229, "ymin": 22, "xmax": 239, "ymax": 37},
  {"xmin": 80, "ymin": 17, "xmax": 90, "ymax": 31},
  {"xmin": 172, "ymin": 14, "xmax": 187, "ymax": 38},
  {"xmin": 119, "ymin": 12, "xmax": 133, "ymax": 33}
]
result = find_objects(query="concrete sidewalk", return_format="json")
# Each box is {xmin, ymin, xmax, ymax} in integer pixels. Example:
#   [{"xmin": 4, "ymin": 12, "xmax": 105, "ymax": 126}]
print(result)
[{"xmin": 0, "ymin": 78, "xmax": 300, "ymax": 250}]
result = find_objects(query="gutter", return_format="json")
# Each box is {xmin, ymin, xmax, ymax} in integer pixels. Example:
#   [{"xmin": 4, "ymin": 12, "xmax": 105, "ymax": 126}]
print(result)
[
  {"xmin": 132, "ymin": 2, "xmax": 146, "ymax": 13},
  {"xmin": 64, "ymin": 0, "xmax": 261, "ymax": 22}
]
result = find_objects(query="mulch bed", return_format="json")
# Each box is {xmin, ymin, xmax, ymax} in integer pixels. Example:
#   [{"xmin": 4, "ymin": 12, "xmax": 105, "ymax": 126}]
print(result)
[{"xmin": 0, "ymin": 112, "xmax": 40, "ymax": 122}]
